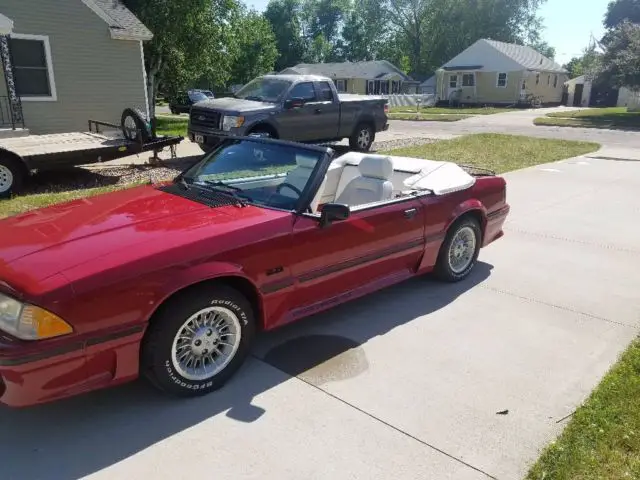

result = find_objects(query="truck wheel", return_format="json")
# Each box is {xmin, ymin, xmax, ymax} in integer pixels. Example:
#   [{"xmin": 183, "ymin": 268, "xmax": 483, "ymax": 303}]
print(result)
[
  {"xmin": 0, "ymin": 155, "xmax": 25, "ymax": 199},
  {"xmin": 121, "ymin": 107, "xmax": 152, "ymax": 143},
  {"xmin": 141, "ymin": 284, "xmax": 256, "ymax": 398},
  {"xmin": 350, "ymin": 123, "xmax": 375, "ymax": 151},
  {"xmin": 433, "ymin": 216, "xmax": 482, "ymax": 282}
]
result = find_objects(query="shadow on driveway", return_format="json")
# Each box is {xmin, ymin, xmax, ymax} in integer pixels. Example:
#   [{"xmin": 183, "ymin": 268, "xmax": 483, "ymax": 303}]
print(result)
[{"xmin": 0, "ymin": 261, "xmax": 492, "ymax": 479}]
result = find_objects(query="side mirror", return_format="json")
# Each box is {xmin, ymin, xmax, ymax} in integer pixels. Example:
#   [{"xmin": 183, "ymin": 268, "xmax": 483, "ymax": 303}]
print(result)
[
  {"xmin": 319, "ymin": 203, "xmax": 350, "ymax": 228},
  {"xmin": 285, "ymin": 97, "xmax": 305, "ymax": 109}
]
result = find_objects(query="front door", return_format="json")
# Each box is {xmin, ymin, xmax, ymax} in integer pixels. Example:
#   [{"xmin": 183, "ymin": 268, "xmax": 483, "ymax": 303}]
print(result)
[
  {"xmin": 311, "ymin": 80, "xmax": 341, "ymax": 140},
  {"xmin": 287, "ymin": 198, "xmax": 425, "ymax": 318},
  {"xmin": 448, "ymin": 74, "xmax": 459, "ymax": 99},
  {"xmin": 278, "ymin": 81, "xmax": 321, "ymax": 142}
]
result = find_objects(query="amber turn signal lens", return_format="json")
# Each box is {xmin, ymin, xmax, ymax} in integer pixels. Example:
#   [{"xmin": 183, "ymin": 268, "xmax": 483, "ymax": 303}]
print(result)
[{"xmin": 20, "ymin": 305, "xmax": 73, "ymax": 339}]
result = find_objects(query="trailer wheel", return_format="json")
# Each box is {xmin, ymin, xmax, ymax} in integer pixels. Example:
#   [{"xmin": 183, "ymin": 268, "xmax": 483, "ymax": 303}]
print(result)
[
  {"xmin": 121, "ymin": 108, "xmax": 152, "ymax": 143},
  {"xmin": 0, "ymin": 155, "xmax": 25, "ymax": 199}
]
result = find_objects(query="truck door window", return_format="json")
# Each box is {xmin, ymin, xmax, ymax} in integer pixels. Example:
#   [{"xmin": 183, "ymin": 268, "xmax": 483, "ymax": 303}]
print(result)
[
  {"xmin": 287, "ymin": 82, "xmax": 317, "ymax": 104},
  {"xmin": 315, "ymin": 82, "xmax": 334, "ymax": 102}
]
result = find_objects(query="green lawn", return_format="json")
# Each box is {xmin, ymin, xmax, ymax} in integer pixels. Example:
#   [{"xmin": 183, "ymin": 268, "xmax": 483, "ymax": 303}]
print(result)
[
  {"xmin": 388, "ymin": 113, "xmax": 471, "ymax": 122},
  {"xmin": 534, "ymin": 107, "xmax": 640, "ymax": 130},
  {"xmin": 382, "ymin": 133, "xmax": 600, "ymax": 174},
  {"xmin": 156, "ymin": 115, "xmax": 188, "ymax": 137},
  {"xmin": 389, "ymin": 106, "xmax": 517, "ymax": 115},
  {"xmin": 526, "ymin": 338, "xmax": 640, "ymax": 480}
]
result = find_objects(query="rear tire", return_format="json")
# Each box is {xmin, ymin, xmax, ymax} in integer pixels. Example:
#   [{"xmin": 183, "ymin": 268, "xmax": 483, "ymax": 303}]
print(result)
[
  {"xmin": 0, "ymin": 155, "xmax": 25, "ymax": 199},
  {"xmin": 121, "ymin": 107, "xmax": 151, "ymax": 143},
  {"xmin": 434, "ymin": 216, "xmax": 482, "ymax": 282},
  {"xmin": 141, "ymin": 284, "xmax": 256, "ymax": 398},
  {"xmin": 349, "ymin": 123, "xmax": 374, "ymax": 151}
]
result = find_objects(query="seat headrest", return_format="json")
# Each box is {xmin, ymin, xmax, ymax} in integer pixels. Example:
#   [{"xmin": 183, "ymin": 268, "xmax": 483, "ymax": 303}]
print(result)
[
  {"xmin": 358, "ymin": 155, "xmax": 393, "ymax": 180},
  {"xmin": 296, "ymin": 153, "xmax": 317, "ymax": 169}
]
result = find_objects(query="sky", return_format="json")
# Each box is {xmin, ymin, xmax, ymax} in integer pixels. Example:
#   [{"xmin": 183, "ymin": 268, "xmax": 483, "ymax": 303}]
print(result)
[{"xmin": 244, "ymin": 0, "xmax": 611, "ymax": 67}]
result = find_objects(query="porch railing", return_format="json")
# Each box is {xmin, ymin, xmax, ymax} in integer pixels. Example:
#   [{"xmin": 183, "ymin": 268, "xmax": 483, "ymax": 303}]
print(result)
[{"xmin": 0, "ymin": 95, "xmax": 24, "ymax": 129}]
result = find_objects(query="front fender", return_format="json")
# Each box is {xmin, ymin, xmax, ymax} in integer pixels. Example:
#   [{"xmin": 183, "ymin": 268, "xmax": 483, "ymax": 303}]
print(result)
[
  {"xmin": 242, "ymin": 115, "xmax": 279, "ymax": 136},
  {"xmin": 153, "ymin": 261, "xmax": 261, "ymax": 315}
]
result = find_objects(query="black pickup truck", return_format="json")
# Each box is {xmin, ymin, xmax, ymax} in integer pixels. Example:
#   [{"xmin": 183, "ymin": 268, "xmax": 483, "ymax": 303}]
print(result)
[{"xmin": 187, "ymin": 74, "xmax": 389, "ymax": 152}]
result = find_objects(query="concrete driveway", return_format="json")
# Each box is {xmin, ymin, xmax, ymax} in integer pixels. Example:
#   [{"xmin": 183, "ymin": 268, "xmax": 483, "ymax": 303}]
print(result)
[{"xmin": 1, "ymin": 147, "xmax": 639, "ymax": 479}]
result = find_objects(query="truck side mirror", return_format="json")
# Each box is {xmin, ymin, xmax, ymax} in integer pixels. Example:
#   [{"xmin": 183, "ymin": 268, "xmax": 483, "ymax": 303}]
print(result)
[{"xmin": 285, "ymin": 98, "xmax": 305, "ymax": 109}]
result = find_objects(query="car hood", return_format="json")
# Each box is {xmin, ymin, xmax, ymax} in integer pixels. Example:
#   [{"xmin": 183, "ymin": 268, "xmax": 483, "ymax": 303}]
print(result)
[
  {"xmin": 0, "ymin": 184, "xmax": 276, "ymax": 287},
  {"xmin": 193, "ymin": 97, "xmax": 278, "ymax": 114}
]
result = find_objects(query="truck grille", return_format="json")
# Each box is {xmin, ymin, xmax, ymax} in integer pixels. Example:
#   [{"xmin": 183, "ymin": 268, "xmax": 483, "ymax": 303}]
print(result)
[{"xmin": 190, "ymin": 108, "xmax": 221, "ymax": 130}]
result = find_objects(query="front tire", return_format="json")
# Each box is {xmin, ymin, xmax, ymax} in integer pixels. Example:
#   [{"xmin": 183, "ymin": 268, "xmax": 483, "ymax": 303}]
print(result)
[
  {"xmin": 0, "ymin": 156, "xmax": 25, "ymax": 199},
  {"xmin": 141, "ymin": 284, "xmax": 256, "ymax": 397},
  {"xmin": 434, "ymin": 216, "xmax": 482, "ymax": 282},
  {"xmin": 349, "ymin": 123, "xmax": 374, "ymax": 151}
]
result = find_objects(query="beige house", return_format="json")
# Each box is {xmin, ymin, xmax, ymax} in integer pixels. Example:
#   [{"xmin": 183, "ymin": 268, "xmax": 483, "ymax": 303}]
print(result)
[
  {"xmin": 280, "ymin": 60, "xmax": 420, "ymax": 95},
  {"xmin": 435, "ymin": 39, "xmax": 569, "ymax": 106},
  {"xmin": 0, "ymin": 0, "xmax": 152, "ymax": 136}
]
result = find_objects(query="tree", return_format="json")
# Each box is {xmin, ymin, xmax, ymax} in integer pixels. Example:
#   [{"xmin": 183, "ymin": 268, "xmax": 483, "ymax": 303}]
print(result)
[
  {"xmin": 264, "ymin": 0, "xmax": 307, "ymax": 70},
  {"xmin": 381, "ymin": 0, "xmax": 550, "ymax": 77},
  {"xmin": 604, "ymin": 0, "xmax": 640, "ymax": 29},
  {"xmin": 601, "ymin": 20, "xmax": 640, "ymax": 89},
  {"xmin": 340, "ymin": 0, "xmax": 389, "ymax": 61},
  {"xmin": 227, "ymin": 9, "xmax": 279, "ymax": 84},
  {"xmin": 123, "ymin": 0, "xmax": 239, "ymax": 118}
]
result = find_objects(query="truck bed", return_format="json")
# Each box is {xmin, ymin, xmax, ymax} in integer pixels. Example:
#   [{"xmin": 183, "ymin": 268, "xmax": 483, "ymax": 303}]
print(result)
[{"xmin": 337, "ymin": 94, "xmax": 385, "ymax": 103}]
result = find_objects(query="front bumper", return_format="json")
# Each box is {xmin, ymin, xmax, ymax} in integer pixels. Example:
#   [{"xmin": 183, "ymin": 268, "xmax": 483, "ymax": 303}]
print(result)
[{"xmin": 0, "ymin": 325, "xmax": 145, "ymax": 407}]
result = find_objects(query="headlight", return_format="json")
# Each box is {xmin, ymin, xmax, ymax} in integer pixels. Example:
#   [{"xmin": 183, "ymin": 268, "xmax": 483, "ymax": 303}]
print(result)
[
  {"xmin": 221, "ymin": 115, "xmax": 245, "ymax": 131},
  {"xmin": 0, "ymin": 293, "xmax": 73, "ymax": 340}
]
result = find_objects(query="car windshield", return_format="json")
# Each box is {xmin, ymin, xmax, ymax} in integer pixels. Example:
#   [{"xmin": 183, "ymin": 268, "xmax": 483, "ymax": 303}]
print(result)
[
  {"xmin": 181, "ymin": 139, "xmax": 325, "ymax": 211},
  {"xmin": 234, "ymin": 78, "xmax": 291, "ymax": 103},
  {"xmin": 188, "ymin": 91, "xmax": 209, "ymax": 102}
]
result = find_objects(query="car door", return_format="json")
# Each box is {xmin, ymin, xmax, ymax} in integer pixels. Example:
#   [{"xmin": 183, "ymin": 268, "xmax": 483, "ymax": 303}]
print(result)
[
  {"xmin": 287, "ymin": 197, "xmax": 425, "ymax": 318},
  {"xmin": 311, "ymin": 81, "xmax": 341, "ymax": 141},
  {"xmin": 278, "ymin": 82, "xmax": 322, "ymax": 142}
]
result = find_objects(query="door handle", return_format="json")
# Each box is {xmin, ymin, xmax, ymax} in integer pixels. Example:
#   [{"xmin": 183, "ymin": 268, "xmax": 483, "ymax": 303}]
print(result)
[
  {"xmin": 403, "ymin": 208, "xmax": 418, "ymax": 219},
  {"xmin": 314, "ymin": 108, "xmax": 322, "ymax": 114}
]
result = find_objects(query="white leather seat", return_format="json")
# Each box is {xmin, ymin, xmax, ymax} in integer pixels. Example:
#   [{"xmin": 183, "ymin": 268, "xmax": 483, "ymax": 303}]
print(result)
[
  {"xmin": 280, "ymin": 153, "xmax": 326, "ymax": 212},
  {"xmin": 335, "ymin": 155, "xmax": 394, "ymax": 206}
]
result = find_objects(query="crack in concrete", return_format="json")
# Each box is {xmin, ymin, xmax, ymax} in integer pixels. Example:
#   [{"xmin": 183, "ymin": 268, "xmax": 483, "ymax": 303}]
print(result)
[
  {"xmin": 479, "ymin": 286, "xmax": 637, "ymax": 329},
  {"xmin": 507, "ymin": 228, "xmax": 640, "ymax": 255},
  {"xmin": 253, "ymin": 354, "xmax": 498, "ymax": 480}
]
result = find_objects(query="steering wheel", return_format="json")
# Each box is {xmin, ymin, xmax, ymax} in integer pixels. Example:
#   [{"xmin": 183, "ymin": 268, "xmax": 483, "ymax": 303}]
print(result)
[
  {"xmin": 276, "ymin": 182, "xmax": 313, "ymax": 213},
  {"xmin": 276, "ymin": 182, "xmax": 303, "ymax": 198}
]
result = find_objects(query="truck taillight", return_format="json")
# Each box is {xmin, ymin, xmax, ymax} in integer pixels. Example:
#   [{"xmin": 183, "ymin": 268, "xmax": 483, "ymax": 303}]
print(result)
[{"xmin": 384, "ymin": 103, "xmax": 389, "ymax": 114}]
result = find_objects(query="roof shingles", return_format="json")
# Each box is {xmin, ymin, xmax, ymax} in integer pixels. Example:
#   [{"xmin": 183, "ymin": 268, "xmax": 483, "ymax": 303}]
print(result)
[
  {"xmin": 283, "ymin": 60, "xmax": 415, "ymax": 81},
  {"xmin": 90, "ymin": 0, "xmax": 153, "ymax": 40},
  {"xmin": 484, "ymin": 39, "xmax": 566, "ymax": 73}
]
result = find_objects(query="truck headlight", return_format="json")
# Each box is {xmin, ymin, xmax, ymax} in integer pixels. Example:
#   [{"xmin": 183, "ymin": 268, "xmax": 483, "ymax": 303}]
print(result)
[
  {"xmin": 0, "ymin": 293, "xmax": 73, "ymax": 340},
  {"xmin": 222, "ymin": 115, "xmax": 245, "ymax": 131}
]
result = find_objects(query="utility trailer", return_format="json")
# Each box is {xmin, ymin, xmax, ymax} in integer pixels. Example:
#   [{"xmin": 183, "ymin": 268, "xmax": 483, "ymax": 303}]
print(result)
[{"xmin": 0, "ymin": 108, "xmax": 184, "ymax": 198}]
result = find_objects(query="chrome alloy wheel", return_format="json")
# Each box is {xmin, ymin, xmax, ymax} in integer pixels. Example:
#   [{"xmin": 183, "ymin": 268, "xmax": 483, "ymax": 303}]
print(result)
[
  {"xmin": 0, "ymin": 164, "xmax": 13, "ymax": 194},
  {"xmin": 357, "ymin": 128, "xmax": 371, "ymax": 149},
  {"xmin": 170, "ymin": 306, "xmax": 242, "ymax": 381},
  {"xmin": 447, "ymin": 226, "xmax": 476, "ymax": 274}
]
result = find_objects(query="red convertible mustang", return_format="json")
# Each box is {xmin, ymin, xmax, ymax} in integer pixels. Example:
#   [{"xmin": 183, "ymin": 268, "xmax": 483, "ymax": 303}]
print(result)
[{"xmin": 0, "ymin": 137, "xmax": 509, "ymax": 407}]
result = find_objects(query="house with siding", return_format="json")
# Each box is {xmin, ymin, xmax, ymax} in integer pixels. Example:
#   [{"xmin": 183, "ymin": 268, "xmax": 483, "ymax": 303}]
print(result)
[
  {"xmin": 434, "ymin": 39, "xmax": 568, "ymax": 106},
  {"xmin": 0, "ymin": 0, "xmax": 152, "ymax": 136},
  {"xmin": 280, "ymin": 60, "xmax": 420, "ymax": 95}
]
